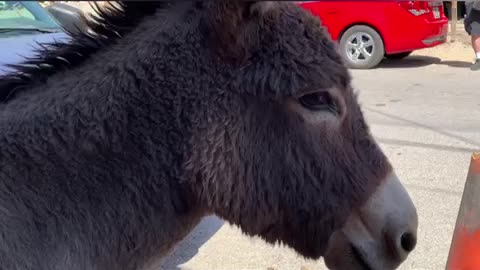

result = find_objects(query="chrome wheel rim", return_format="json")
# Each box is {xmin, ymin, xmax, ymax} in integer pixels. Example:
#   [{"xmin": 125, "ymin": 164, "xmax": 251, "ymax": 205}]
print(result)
[{"xmin": 345, "ymin": 32, "xmax": 375, "ymax": 63}]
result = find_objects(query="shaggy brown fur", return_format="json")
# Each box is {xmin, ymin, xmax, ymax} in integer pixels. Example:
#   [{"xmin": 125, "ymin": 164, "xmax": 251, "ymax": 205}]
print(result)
[{"xmin": 0, "ymin": 1, "xmax": 391, "ymax": 269}]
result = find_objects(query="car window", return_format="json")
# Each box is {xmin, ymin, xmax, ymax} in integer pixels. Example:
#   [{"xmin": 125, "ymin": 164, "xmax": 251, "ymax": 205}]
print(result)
[{"xmin": 0, "ymin": 1, "xmax": 60, "ymax": 30}]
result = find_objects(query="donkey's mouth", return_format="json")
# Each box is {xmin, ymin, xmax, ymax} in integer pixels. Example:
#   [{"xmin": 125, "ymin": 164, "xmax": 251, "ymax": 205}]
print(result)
[
  {"xmin": 350, "ymin": 244, "xmax": 375, "ymax": 270},
  {"xmin": 324, "ymin": 230, "xmax": 379, "ymax": 270}
]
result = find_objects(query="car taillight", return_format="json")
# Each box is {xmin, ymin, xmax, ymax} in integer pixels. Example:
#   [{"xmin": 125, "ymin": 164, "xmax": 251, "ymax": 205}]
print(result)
[{"xmin": 399, "ymin": 1, "xmax": 431, "ymax": 16}]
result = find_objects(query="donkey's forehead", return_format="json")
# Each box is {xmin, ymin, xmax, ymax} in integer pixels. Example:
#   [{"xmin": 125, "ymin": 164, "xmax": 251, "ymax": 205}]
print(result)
[
  {"xmin": 275, "ymin": 3, "xmax": 351, "ymax": 90},
  {"xmin": 225, "ymin": 2, "xmax": 351, "ymax": 99}
]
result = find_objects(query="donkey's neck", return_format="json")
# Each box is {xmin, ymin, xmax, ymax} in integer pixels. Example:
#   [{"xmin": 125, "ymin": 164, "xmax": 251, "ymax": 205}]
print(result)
[{"xmin": 0, "ymin": 12, "xmax": 207, "ymax": 269}]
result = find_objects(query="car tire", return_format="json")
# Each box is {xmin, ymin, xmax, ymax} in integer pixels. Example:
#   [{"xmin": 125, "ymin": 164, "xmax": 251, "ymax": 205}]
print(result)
[
  {"xmin": 339, "ymin": 25, "xmax": 385, "ymax": 69},
  {"xmin": 385, "ymin": 51, "xmax": 413, "ymax": 60}
]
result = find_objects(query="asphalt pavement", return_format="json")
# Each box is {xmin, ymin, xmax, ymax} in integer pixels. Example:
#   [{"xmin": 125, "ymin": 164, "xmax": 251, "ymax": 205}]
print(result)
[{"xmin": 159, "ymin": 56, "xmax": 480, "ymax": 270}]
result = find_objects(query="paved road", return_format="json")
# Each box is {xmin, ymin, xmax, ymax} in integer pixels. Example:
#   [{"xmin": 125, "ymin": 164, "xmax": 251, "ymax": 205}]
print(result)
[{"xmin": 159, "ymin": 56, "xmax": 480, "ymax": 270}]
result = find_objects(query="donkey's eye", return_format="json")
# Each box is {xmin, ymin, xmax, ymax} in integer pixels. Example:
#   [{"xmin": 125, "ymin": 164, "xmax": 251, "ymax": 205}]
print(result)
[{"xmin": 298, "ymin": 92, "xmax": 337, "ymax": 113}]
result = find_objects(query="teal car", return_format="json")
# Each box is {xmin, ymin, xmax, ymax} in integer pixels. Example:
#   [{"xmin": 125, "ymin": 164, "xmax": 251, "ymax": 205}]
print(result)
[{"xmin": 0, "ymin": 1, "xmax": 85, "ymax": 75}]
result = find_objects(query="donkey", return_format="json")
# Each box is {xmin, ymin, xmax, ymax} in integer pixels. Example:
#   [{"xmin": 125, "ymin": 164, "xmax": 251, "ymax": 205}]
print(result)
[{"xmin": 0, "ymin": 1, "xmax": 418, "ymax": 270}]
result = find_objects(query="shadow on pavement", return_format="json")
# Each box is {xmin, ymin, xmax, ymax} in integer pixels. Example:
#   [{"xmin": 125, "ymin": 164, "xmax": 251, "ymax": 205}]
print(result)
[
  {"xmin": 159, "ymin": 215, "xmax": 224, "ymax": 270},
  {"xmin": 375, "ymin": 55, "xmax": 472, "ymax": 69},
  {"xmin": 440, "ymin": 60, "xmax": 473, "ymax": 68}
]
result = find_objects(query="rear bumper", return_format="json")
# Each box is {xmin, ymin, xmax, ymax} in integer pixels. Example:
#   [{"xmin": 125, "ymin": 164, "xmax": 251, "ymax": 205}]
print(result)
[
  {"xmin": 422, "ymin": 32, "xmax": 447, "ymax": 45},
  {"xmin": 421, "ymin": 21, "xmax": 448, "ymax": 46},
  {"xmin": 385, "ymin": 19, "xmax": 448, "ymax": 54}
]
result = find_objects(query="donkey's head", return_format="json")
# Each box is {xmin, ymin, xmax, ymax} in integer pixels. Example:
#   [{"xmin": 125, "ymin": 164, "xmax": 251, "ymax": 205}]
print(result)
[
  {"xmin": 179, "ymin": 2, "xmax": 418, "ymax": 269},
  {"xmin": 0, "ymin": 1, "xmax": 417, "ymax": 269}
]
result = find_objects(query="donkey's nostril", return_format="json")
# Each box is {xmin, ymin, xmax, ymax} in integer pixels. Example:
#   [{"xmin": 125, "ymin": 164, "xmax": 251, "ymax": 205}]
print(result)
[{"xmin": 400, "ymin": 232, "xmax": 416, "ymax": 252}]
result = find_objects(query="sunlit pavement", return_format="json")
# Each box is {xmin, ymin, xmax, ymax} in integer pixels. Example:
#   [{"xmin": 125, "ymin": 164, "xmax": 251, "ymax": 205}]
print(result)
[{"xmin": 159, "ymin": 57, "xmax": 480, "ymax": 270}]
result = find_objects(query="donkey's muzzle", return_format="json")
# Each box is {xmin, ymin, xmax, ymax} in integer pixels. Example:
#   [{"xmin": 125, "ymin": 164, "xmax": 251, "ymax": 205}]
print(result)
[{"xmin": 323, "ymin": 172, "xmax": 418, "ymax": 270}]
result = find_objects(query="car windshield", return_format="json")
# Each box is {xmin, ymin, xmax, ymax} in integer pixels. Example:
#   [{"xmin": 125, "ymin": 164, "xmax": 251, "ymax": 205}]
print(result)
[{"xmin": 0, "ymin": 1, "xmax": 61, "ymax": 35}]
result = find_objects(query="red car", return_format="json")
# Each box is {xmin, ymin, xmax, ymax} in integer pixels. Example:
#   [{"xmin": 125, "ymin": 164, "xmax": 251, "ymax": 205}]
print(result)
[{"xmin": 298, "ymin": 1, "xmax": 449, "ymax": 69}]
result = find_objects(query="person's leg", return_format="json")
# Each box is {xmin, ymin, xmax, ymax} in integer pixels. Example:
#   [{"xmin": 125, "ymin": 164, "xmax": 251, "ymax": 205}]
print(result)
[
  {"xmin": 473, "ymin": 34, "xmax": 480, "ymax": 58},
  {"xmin": 470, "ymin": 32, "xmax": 480, "ymax": 70},
  {"xmin": 465, "ymin": 5, "xmax": 480, "ymax": 70}
]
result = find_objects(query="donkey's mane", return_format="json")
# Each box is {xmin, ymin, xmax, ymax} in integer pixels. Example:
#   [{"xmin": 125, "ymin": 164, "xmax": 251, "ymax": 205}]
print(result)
[{"xmin": 0, "ymin": 1, "xmax": 171, "ymax": 102}]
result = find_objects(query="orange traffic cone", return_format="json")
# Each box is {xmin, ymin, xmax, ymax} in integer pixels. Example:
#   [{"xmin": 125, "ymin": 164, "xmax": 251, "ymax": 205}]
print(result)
[{"xmin": 445, "ymin": 152, "xmax": 480, "ymax": 270}]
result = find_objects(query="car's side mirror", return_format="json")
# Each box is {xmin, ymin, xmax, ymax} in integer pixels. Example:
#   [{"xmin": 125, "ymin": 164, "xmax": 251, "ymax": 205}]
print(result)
[{"xmin": 45, "ymin": 3, "xmax": 89, "ymax": 35}]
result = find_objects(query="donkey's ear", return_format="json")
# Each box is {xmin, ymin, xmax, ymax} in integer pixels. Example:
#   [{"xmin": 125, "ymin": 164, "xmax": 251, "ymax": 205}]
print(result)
[
  {"xmin": 206, "ymin": 1, "xmax": 278, "ymax": 63},
  {"xmin": 246, "ymin": 1, "xmax": 276, "ymax": 17}
]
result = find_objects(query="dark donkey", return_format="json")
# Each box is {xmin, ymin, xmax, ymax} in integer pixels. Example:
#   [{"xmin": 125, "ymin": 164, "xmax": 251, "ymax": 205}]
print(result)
[{"xmin": 0, "ymin": 1, "xmax": 418, "ymax": 270}]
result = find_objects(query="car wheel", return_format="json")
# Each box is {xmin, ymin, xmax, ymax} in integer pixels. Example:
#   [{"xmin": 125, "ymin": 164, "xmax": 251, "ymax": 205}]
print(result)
[
  {"xmin": 339, "ymin": 25, "xmax": 384, "ymax": 69},
  {"xmin": 385, "ymin": 51, "xmax": 413, "ymax": 60}
]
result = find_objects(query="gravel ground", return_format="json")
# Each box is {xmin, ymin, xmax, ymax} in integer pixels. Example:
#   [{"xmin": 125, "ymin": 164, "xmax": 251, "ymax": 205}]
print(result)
[{"xmin": 411, "ymin": 22, "xmax": 474, "ymax": 64}]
